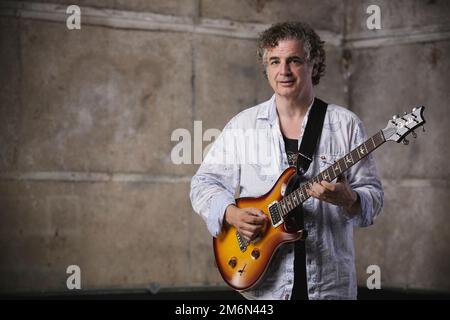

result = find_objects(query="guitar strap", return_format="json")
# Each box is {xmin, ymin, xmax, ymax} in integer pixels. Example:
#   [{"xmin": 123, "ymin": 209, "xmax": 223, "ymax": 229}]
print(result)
[
  {"xmin": 284, "ymin": 97, "xmax": 328, "ymax": 231},
  {"xmin": 286, "ymin": 97, "xmax": 328, "ymax": 300},
  {"xmin": 296, "ymin": 97, "xmax": 328, "ymax": 176}
]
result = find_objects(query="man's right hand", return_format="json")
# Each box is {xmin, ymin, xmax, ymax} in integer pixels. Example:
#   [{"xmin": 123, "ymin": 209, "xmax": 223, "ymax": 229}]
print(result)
[{"xmin": 224, "ymin": 204, "xmax": 268, "ymax": 242}]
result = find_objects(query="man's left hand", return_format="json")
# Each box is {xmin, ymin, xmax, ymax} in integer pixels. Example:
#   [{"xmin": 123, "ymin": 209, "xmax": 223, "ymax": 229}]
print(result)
[{"xmin": 306, "ymin": 175, "xmax": 360, "ymax": 217}]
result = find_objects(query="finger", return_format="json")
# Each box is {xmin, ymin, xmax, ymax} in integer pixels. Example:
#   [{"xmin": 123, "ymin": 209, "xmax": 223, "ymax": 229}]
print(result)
[
  {"xmin": 307, "ymin": 186, "xmax": 322, "ymax": 200},
  {"xmin": 246, "ymin": 208, "xmax": 268, "ymax": 220},
  {"xmin": 239, "ymin": 230, "xmax": 253, "ymax": 241},
  {"xmin": 321, "ymin": 180, "xmax": 336, "ymax": 192},
  {"xmin": 242, "ymin": 229, "xmax": 260, "ymax": 241},
  {"xmin": 243, "ymin": 214, "xmax": 265, "ymax": 226},
  {"xmin": 307, "ymin": 183, "xmax": 330, "ymax": 201},
  {"xmin": 311, "ymin": 182, "xmax": 327, "ymax": 195},
  {"xmin": 240, "ymin": 223, "xmax": 260, "ymax": 232}
]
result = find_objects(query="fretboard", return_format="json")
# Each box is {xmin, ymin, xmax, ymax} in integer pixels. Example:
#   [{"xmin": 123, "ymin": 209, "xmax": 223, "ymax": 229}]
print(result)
[{"xmin": 278, "ymin": 131, "xmax": 386, "ymax": 217}]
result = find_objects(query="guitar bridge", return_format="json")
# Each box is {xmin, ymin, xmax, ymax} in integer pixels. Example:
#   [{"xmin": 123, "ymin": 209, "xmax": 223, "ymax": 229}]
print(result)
[
  {"xmin": 236, "ymin": 231, "xmax": 248, "ymax": 252},
  {"xmin": 268, "ymin": 201, "xmax": 283, "ymax": 227}
]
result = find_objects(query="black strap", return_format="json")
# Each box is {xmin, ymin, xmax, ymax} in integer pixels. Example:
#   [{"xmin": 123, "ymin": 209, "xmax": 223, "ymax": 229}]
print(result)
[{"xmin": 296, "ymin": 98, "xmax": 328, "ymax": 176}]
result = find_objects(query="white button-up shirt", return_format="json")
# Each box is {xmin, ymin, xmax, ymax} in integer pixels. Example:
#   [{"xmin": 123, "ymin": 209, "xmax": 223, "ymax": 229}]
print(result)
[{"xmin": 190, "ymin": 95, "xmax": 384, "ymax": 300}]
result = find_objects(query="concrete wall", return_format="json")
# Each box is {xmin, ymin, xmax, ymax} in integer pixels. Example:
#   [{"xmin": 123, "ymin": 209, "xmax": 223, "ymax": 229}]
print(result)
[
  {"xmin": 346, "ymin": 0, "xmax": 450, "ymax": 291},
  {"xmin": 0, "ymin": 0, "xmax": 448, "ymax": 293}
]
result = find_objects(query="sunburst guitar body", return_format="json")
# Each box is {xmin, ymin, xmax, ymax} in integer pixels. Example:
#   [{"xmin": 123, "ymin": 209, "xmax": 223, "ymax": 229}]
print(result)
[{"xmin": 213, "ymin": 167, "xmax": 305, "ymax": 291}]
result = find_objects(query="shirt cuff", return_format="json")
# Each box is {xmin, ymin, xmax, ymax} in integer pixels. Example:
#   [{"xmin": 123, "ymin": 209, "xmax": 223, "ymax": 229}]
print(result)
[
  {"xmin": 206, "ymin": 191, "xmax": 236, "ymax": 237},
  {"xmin": 344, "ymin": 189, "xmax": 373, "ymax": 227}
]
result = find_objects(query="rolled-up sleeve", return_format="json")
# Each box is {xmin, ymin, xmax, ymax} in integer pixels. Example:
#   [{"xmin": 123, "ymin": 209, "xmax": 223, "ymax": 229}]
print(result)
[
  {"xmin": 345, "ymin": 119, "xmax": 384, "ymax": 227},
  {"xmin": 190, "ymin": 121, "xmax": 241, "ymax": 237}
]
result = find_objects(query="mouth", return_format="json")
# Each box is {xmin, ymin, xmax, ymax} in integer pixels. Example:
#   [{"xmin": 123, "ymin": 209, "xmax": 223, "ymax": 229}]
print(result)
[{"xmin": 278, "ymin": 80, "xmax": 295, "ymax": 87}]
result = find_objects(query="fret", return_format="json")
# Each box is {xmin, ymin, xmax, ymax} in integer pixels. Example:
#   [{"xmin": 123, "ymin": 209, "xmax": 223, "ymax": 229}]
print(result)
[
  {"xmin": 289, "ymin": 195, "xmax": 295, "ymax": 209},
  {"xmin": 359, "ymin": 143, "xmax": 367, "ymax": 156},
  {"xmin": 333, "ymin": 161, "xmax": 341, "ymax": 176},
  {"xmin": 290, "ymin": 195, "xmax": 295, "ymax": 208},
  {"xmin": 291, "ymin": 192, "xmax": 296, "ymax": 206},
  {"xmin": 344, "ymin": 153, "xmax": 353, "ymax": 166},
  {"xmin": 286, "ymin": 197, "xmax": 292, "ymax": 211},
  {"xmin": 322, "ymin": 168, "xmax": 331, "ymax": 182},
  {"xmin": 300, "ymin": 187, "xmax": 307, "ymax": 202},
  {"xmin": 294, "ymin": 190, "xmax": 300, "ymax": 204},
  {"xmin": 295, "ymin": 191, "xmax": 300, "ymax": 206},
  {"xmin": 330, "ymin": 167, "xmax": 336, "ymax": 180},
  {"xmin": 352, "ymin": 150, "xmax": 359, "ymax": 165},
  {"xmin": 281, "ymin": 201, "xmax": 287, "ymax": 214},
  {"xmin": 298, "ymin": 190, "xmax": 303, "ymax": 203},
  {"xmin": 329, "ymin": 164, "xmax": 336, "ymax": 180},
  {"xmin": 366, "ymin": 140, "xmax": 373, "ymax": 153},
  {"xmin": 301, "ymin": 189, "xmax": 307, "ymax": 202},
  {"xmin": 338, "ymin": 158, "xmax": 347, "ymax": 171},
  {"xmin": 375, "ymin": 131, "xmax": 385, "ymax": 146},
  {"xmin": 316, "ymin": 172, "xmax": 323, "ymax": 183},
  {"xmin": 352, "ymin": 149, "xmax": 360, "ymax": 162},
  {"xmin": 282, "ymin": 201, "xmax": 288, "ymax": 216},
  {"xmin": 370, "ymin": 136, "xmax": 376, "ymax": 149},
  {"xmin": 301, "ymin": 185, "xmax": 308, "ymax": 201}
]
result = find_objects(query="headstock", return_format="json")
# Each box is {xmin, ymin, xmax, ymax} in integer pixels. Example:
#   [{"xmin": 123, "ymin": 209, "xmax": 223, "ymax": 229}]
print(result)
[{"xmin": 382, "ymin": 106, "xmax": 426, "ymax": 144}]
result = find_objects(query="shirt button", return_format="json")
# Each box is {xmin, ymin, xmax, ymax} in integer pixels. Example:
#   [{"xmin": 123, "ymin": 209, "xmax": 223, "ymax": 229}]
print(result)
[{"xmin": 284, "ymin": 294, "xmax": 290, "ymax": 300}]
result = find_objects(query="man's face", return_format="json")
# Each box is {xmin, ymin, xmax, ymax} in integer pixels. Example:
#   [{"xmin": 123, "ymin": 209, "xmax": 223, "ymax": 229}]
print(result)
[{"xmin": 265, "ymin": 39, "xmax": 314, "ymax": 100}]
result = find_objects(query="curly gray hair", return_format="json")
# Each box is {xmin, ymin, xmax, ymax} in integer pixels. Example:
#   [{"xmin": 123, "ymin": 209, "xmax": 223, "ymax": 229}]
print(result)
[{"xmin": 257, "ymin": 21, "xmax": 326, "ymax": 85}]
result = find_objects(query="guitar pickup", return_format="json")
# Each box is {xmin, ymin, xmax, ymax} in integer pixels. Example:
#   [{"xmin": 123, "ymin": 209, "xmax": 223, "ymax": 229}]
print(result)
[{"xmin": 268, "ymin": 201, "xmax": 283, "ymax": 227}]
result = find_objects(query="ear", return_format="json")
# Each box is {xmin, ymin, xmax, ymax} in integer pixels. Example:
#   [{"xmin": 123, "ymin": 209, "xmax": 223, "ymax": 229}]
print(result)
[{"xmin": 312, "ymin": 64, "xmax": 318, "ymax": 77}]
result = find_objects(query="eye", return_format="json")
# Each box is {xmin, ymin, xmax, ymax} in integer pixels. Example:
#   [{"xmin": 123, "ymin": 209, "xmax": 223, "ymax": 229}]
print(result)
[
  {"xmin": 269, "ymin": 60, "xmax": 279, "ymax": 65},
  {"xmin": 291, "ymin": 58, "xmax": 304, "ymax": 65}
]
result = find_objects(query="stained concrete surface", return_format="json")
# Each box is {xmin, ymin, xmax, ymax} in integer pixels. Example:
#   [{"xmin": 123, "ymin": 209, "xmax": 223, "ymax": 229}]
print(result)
[{"xmin": 0, "ymin": 1, "xmax": 449, "ymax": 295}]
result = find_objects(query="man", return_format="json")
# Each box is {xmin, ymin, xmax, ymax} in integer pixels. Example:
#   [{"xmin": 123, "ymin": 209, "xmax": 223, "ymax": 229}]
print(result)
[{"xmin": 190, "ymin": 22, "xmax": 383, "ymax": 300}]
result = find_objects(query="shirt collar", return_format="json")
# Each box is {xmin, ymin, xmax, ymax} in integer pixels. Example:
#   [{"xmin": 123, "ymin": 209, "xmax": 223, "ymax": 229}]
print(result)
[{"xmin": 256, "ymin": 94, "xmax": 316, "ymax": 126}]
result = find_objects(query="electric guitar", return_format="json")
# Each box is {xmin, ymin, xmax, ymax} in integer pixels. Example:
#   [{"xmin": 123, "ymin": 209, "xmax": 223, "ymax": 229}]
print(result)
[{"xmin": 213, "ymin": 107, "xmax": 426, "ymax": 291}]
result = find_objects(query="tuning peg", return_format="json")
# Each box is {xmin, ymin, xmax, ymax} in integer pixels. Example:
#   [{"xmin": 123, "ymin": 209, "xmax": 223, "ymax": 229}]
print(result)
[
  {"xmin": 402, "ymin": 139, "xmax": 409, "ymax": 145},
  {"xmin": 412, "ymin": 107, "xmax": 417, "ymax": 112},
  {"xmin": 393, "ymin": 115, "xmax": 399, "ymax": 120},
  {"xmin": 412, "ymin": 131, "xmax": 417, "ymax": 138},
  {"xmin": 422, "ymin": 126, "xmax": 426, "ymax": 132},
  {"xmin": 403, "ymin": 112, "xmax": 407, "ymax": 115}
]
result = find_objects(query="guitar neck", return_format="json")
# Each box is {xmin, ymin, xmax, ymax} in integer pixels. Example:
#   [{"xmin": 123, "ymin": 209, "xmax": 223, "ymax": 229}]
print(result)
[{"xmin": 279, "ymin": 131, "xmax": 386, "ymax": 217}]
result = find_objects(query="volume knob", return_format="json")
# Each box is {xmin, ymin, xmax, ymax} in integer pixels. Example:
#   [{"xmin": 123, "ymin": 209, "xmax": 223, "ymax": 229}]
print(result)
[
  {"xmin": 228, "ymin": 257, "xmax": 237, "ymax": 268},
  {"xmin": 251, "ymin": 248, "xmax": 260, "ymax": 260}
]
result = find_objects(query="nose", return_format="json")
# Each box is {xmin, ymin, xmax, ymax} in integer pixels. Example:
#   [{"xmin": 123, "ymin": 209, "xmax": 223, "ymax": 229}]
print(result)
[{"xmin": 279, "ymin": 60, "xmax": 292, "ymax": 75}]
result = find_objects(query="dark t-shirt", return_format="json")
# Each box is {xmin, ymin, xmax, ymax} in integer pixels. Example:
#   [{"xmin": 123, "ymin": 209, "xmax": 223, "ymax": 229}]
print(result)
[{"xmin": 282, "ymin": 134, "xmax": 309, "ymax": 300}]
